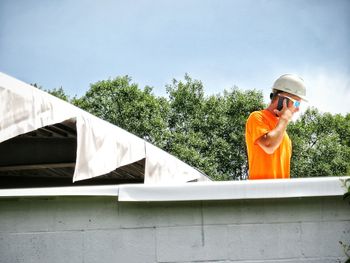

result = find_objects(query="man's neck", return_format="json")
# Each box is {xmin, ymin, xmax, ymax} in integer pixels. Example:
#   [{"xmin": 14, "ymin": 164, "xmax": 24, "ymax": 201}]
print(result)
[{"xmin": 266, "ymin": 104, "xmax": 277, "ymax": 117}]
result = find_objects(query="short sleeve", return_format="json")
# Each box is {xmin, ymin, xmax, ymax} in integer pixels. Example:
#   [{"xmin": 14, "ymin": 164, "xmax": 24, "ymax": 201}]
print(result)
[{"xmin": 246, "ymin": 111, "xmax": 270, "ymax": 145}]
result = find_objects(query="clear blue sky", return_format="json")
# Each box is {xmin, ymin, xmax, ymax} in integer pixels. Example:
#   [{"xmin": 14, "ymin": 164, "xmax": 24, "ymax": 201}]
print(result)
[{"xmin": 1, "ymin": 0, "xmax": 349, "ymax": 114}]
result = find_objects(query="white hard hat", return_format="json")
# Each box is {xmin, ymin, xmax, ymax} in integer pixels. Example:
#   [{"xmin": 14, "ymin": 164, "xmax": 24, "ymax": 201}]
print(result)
[{"xmin": 272, "ymin": 74, "xmax": 308, "ymax": 102}]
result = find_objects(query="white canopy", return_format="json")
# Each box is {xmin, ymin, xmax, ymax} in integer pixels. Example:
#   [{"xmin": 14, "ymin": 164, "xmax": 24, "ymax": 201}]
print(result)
[{"xmin": 0, "ymin": 72, "xmax": 209, "ymax": 184}]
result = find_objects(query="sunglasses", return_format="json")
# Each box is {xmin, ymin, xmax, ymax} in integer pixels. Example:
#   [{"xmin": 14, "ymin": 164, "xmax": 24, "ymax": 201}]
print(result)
[{"xmin": 278, "ymin": 94, "xmax": 301, "ymax": 108}]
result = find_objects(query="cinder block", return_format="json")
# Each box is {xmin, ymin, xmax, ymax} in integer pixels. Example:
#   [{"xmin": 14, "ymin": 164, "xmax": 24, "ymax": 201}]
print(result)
[
  {"xmin": 203, "ymin": 197, "xmax": 350, "ymax": 226},
  {"xmin": 46, "ymin": 197, "xmax": 121, "ymax": 231},
  {"xmin": 301, "ymin": 221, "xmax": 350, "ymax": 258},
  {"xmin": 226, "ymin": 258, "xmax": 345, "ymax": 263},
  {"xmin": 203, "ymin": 199, "xmax": 308, "ymax": 225},
  {"xmin": 173, "ymin": 261, "xmax": 231, "ymax": 263},
  {"xmin": 0, "ymin": 231, "xmax": 83, "ymax": 263},
  {"xmin": 0, "ymin": 198, "xmax": 55, "ymax": 233},
  {"xmin": 156, "ymin": 225, "xmax": 228, "ymax": 262},
  {"xmin": 83, "ymin": 228, "xmax": 156, "ymax": 263},
  {"xmin": 118, "ymin": 201, "xmax": 203, "ymax": 228},
  {"xmin": 320, "ymin": 197, "xmax": 350, "ymax": 221},
  {"xmin": 0, "ymin": 197, "xmax": 121, "ymax": 233},
  {"xmin": 227, "ymin": 223, "xmax": 302, "ymax": 260}
]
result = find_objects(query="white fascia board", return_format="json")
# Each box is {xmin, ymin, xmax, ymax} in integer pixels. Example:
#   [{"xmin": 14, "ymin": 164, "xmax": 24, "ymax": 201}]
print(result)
[
  {"xmin": 118, "ymin": 177, "xmax": 349, "ymax": 202},
  {"xmin": 0, "ymin": 185, "xmax": 119, "ymax": 197},
  {"xmin": 0, "ymin": 177, "xmax": 348, "ymax": 201}
]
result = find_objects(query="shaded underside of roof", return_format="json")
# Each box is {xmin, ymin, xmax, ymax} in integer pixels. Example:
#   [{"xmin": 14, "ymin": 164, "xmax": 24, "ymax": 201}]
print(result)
[{"xmin": 0, "ymin": 120, "xmax": 145, "ymax": 188}]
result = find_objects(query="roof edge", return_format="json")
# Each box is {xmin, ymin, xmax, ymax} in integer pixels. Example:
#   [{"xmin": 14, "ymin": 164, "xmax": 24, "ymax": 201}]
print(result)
[{"xmin": 1, "ymin": 177, "xmax": 348, "ymax": 201}]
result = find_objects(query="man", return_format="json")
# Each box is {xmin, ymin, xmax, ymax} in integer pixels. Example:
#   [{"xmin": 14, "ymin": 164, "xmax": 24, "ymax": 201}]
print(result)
[{"xmin": 245, "ymin": 74, "xmax": 307, "ymax": 179}]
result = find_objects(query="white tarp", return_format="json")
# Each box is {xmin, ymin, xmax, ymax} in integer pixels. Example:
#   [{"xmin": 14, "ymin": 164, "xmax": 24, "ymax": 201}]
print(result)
[
  {"xmin": 144, "ymin": 142, "xmax": 205, "ymax": 184},
  {"xmin": 0, "ymin": 72, "xmax": 208, "ymax": 184}
]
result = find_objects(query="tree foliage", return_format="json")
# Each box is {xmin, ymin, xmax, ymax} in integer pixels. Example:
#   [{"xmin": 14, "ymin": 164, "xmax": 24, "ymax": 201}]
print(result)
[
  {"xmin": 44, "ymin": 74, "xmax": 350, "ymax": 180},
  {"xmin": 163, "ymin": 74, "xmax": 264, "ymax": 180},
  {"xmin": 31, "ymin": 83, "xmax": 70, "ymax": 102},
  {"xmin": 288, "ymin": 108, "xmax": 350, "ymax": 178}
]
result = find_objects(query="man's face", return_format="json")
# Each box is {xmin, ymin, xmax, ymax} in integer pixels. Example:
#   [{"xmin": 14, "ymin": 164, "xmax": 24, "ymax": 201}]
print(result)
[{"xmin": 279, "ymin": 92, "xmax": 302, "ymax": 109}]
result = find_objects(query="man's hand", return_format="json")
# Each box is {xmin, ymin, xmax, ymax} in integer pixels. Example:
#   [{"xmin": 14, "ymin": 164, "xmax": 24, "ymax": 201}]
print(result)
[
  {"xmin": 273, "ymin": 98, "xmax": 299, "ymax": 122},
  {"xmin": 258, "ymin": 98, "xmax": 298, "ymax": 154}
]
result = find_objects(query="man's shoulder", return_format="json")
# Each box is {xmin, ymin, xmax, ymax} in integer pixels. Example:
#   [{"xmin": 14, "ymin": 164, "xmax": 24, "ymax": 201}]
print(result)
[
  {"xmin": 247, "ymin": 110, "xmax": 265, "ymax": 121},
  {"xmin": 246, "ymin": 110, "xmax": 275, "ymax": 129}
]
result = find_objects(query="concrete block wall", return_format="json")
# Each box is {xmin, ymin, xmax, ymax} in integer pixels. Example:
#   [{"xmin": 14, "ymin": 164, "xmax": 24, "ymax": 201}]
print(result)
[{"xmin": 0, "ymin": 196, "xmax": 349, "ymax": 262}]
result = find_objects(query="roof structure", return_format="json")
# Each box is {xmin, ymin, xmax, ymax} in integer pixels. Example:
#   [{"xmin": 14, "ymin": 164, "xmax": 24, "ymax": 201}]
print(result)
[{"xmin": 0, "ymin": 72, "xmax": 210, "ymax": 188}]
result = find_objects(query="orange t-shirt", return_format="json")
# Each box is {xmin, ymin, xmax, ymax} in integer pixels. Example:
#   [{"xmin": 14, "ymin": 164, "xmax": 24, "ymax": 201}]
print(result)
[{"xmin": 245, "ymin": 109, "xmax": 291, "ymax": 179}]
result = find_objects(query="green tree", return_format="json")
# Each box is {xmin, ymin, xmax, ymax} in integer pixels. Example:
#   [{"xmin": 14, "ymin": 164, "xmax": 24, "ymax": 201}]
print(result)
[
  {"xmin": 288, "ymin": 108, "xmax": 350, "ymax": 178},
  {"xmin": 164, "ymin": 75, "xmax": 217, "ymax": 178},
  {"xmin": 47, "ymin": 87, "xmax": 70, "ymax": 102},
  {"xmin": 222, "ymin": 88, "xmax": 264, "ymax": 179},
  {"xmin": 31, "ymin": 83, "xmax": 70, "ymax": 102},
  {"xmin": 164, "ymin": 74, "xmax": 264, "ymax": 180}
]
